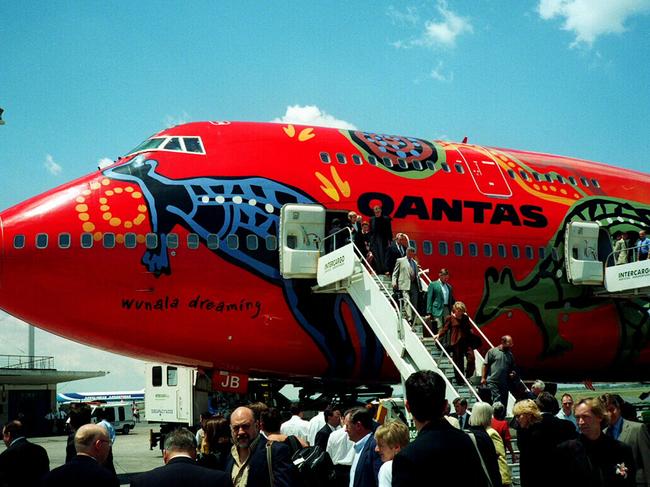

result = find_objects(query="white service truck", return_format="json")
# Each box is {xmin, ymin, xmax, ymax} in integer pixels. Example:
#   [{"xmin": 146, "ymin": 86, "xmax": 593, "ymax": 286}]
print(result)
[{"xmin": 145, "ymin": 362, "xmax": 211, "ymax": 449}]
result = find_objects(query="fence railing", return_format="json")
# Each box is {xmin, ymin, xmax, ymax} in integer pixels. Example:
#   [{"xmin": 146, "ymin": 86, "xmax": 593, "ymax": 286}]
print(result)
[{"xmin": 0, "ymin": 354, "xmax": 55, "ymax": 370}]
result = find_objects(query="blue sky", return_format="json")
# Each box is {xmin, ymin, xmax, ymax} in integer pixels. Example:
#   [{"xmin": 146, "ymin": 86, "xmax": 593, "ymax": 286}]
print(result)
[{"xmin": 1, "ymin": 1, "xmax": 649, "ymax": 391}]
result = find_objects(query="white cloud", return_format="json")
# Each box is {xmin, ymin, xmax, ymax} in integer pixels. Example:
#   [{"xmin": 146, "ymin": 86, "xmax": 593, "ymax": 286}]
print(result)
[
  {"xmin": 387, "ymin": 5, "xmax": 420, "ymax": 26},
  {"xmin": 164, "ymin": 111, "xmax": 191, "ymax": 128},
  {"xmin": 430, "ymin": 61, "xmax": 454, "ymax": 82},
  {"xmin": 537, "ymin": 0, "xmax": 650, "ymax": 46},
  {"xmin": 420, "ymin": 1, "xmax": 473, "ymax": 47},
  {"xmin": 44, "ymin": 154, "xmax": 62, "ymax": 175},
  {"xmin": 391, "ymin": 1, "xmax": 473, "ymax": 50},
  {"xmin": 271, "ymin": 105, "xmax": 358, "ymax": 130}
]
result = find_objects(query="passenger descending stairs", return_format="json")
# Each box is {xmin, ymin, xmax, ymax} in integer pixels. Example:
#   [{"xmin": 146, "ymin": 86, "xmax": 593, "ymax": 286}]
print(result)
[
  {"xmin": 313, "ymin": 243, "xmax": 482, "ymax": 406},
  {"xmin": 314, "ymin": 242, "xmax": 521, "ymax": 485}
]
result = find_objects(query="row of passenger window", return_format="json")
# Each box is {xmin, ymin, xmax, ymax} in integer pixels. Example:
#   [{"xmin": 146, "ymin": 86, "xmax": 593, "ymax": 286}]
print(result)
[
  {"xmin": 320, "ymin": 152, "xmax": 443, "ymax": 172},
  {"xmin": 409, "ymin": 239, "xmax": 559, "ymax": 261},
  {"xmin": 319, "ymin": 151, "xmax": 601, "ymax": 188},
  {"xmin": 505, "ymin": 168, "xmax": 600, "ymax": 188},
  {"xmin": 13, "ymin": 233, "xmax": 278, "ymax": 252},
  {"xmin": 14, "ymin": 232, "xmax": 560, "ymax": 262}
]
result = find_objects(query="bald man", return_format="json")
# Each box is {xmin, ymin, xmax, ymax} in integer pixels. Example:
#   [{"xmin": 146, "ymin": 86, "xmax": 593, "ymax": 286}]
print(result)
[
  {"xmin": 131, "ymin": 428, "xmax": 228, "ymax": 487},
  {"xmin": 226, "ymin": 406, "xmax": 295, "ymax": 487},
  {"xmin": 42, "ymin": 423, "xmax": 118, "ymax": 486}
]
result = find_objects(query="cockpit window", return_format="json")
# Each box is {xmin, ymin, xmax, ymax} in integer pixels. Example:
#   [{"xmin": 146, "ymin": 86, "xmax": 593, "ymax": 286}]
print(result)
[
  {"xmin": 163, "ymin": 137, "xmax": 182, "ymax": 151},
  {"xmin": 184, "ymin": 137, "xmax": 203, "ymax": 153},
  {"xmin": 126, "ymin": 136, "xmax": 206, "ymax": 156},
  {"xmin": 128, "ymin": 138, "xmax": 165, "ymax": 154}
]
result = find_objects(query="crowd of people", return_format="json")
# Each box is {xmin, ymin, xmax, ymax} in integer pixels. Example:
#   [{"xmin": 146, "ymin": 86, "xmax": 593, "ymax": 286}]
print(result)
[{"xmin": 2, "ymin": 374, "xmax": 647, "ymax": 487}]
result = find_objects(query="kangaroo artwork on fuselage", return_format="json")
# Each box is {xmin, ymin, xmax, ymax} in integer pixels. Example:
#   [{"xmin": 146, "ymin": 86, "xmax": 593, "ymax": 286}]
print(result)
[{"xmin": 1, "ymin": 121, "xmax": 648, "ymax": 386}]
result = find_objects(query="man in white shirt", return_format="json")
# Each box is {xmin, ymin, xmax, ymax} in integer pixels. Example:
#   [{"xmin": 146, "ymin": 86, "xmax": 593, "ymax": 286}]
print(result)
[
  {"xmin": 347, "ymin": 408, "xmax": 381, "ymax": 487},
  {"xmin": 327, "ymin": 410, "xmax": 355, "ymax": 487},
  {"xmin": 307, "ymin": 409, "xmax": 326, "ymax": 446},
  {"xmin": 280, "ymin": 405, "xmax": 309, "ymax": 443}
]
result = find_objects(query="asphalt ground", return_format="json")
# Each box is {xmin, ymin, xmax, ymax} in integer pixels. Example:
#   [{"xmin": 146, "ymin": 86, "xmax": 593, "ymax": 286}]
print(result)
[{"xmin": 0, "ymin": 422, "xmax": 165, "ymax": 486}]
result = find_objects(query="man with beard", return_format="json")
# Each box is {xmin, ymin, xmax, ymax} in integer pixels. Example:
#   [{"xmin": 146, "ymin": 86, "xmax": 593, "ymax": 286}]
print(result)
[{"xmin": 226, "ymin": 406, "xmax": 295, "ymax": 487}]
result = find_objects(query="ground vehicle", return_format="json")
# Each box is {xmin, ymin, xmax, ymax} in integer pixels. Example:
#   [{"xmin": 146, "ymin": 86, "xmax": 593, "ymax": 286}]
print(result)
[{"xmin": 91, "ymin": 402, "xmax": 136, "ymax": 434}]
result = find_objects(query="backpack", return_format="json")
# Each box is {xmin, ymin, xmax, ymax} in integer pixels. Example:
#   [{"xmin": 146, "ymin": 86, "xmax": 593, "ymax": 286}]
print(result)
[{"xmin": 291, "ymin": 445, "xmax": 336, "ymax": 487}]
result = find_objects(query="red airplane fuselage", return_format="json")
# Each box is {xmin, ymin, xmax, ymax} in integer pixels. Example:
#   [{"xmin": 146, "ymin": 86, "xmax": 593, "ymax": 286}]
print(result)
[{"xmin": 1, "ymin": 121, "xmax": 648, "ymax": 384}]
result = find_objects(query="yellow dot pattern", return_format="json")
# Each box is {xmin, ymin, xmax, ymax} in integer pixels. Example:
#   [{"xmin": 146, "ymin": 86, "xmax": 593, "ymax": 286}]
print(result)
[{"xmin": 74, "ymin": 178, "xmax": 149, "ymax": 242}]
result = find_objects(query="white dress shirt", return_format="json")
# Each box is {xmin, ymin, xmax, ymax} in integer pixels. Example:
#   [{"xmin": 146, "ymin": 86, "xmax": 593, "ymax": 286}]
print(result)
[
  {"xmin": 280, "ymin": 415, "xmax": 309, "ymax": 442},
  {"xmin": 349, "ymin": 433, "xmax": 372, "ymax": 487},
  {"xmin": 307, "ymin": 412, "xmax": 326, "ymax": 446},
  {"xmin": 378, "ymin": 460, "xmax": 393, "ymax": 487},
  {"xmin": 327, "ymin": 427, "xmax": 355, "ymax": 466}
]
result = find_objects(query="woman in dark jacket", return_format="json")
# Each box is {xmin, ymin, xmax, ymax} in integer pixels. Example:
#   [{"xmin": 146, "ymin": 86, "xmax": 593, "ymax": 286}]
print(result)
[
  {"xmin": 196, "ymin": 416, "xmax": 231, "ymax": 471},
  {"xmin": 468, "ymin": 403, "xmax": 502, "ymax": 487}
]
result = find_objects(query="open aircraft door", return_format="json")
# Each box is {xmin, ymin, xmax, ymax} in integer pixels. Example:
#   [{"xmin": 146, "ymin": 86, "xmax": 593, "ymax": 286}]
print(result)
[
  {"xmin": 279, "ymin": 204, "xmax": 326, "ymax": 278},
  {"xmin": 564, "ymin": 221, "xmax": 604, "ymax": 285}
]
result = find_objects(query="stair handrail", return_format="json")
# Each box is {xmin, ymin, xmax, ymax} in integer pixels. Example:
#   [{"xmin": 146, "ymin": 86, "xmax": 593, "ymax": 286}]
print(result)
[
  {"xmin": 465, "ymin": 314, "xmax": 496, "ymax": 350},
  {"xmin": 320, "ymin": 226, "xmax": 353, "ymax": 255},
  {"xmin": 400, "ymin": 295, "xmax": 482, "ymax": 403},
  {"xmin": 348, "ymin": 240, "xmax": 402, "ymax": 314},
  {"xmin": 605, "ymin": 243, "xmax": 644, "ymax": 267}
]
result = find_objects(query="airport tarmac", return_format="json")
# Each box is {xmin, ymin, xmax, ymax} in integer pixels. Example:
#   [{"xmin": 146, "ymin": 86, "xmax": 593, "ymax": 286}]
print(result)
[{"xmin": 0, "ymin": 422, "xmax": 165, "ymax": 486}]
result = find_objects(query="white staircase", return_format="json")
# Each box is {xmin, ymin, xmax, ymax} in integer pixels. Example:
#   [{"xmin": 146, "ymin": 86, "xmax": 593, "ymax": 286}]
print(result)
[{"xmin": 313, "ymin": 242, "xmax": 482, "ymax": 405}]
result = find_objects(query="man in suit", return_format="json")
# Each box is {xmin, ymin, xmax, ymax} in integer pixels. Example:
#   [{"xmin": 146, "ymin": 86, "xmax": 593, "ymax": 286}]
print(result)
[
  {"xmin": 131, "ymin": 427, "xmax": 228, "ymax": 487},
  {"xmin": 392, "ymin": 246, "xmax": 421, "ymax": 325},
  {"xmin": 369, "ymin": 205, "xmax": 392, "ymax": 273},
  {"xmin": 602, "ymin": 393, "xmax": 650, "ymax": 486},
  {"xmin": 315, "ymin": 406, "xmax": 342, "ymax": 450},
  {"xmin": 0, "ymin": 420, "xmax": 50, "ymax": 487},
  {"xmin": 384, "ymin": 233, "xmax": 408, "ymax": 277},
  {"xmin": 426, "ymin": 268, "xmax": 455, "ymax": 342},
  {"xmin": 226, "ymin": 406, "xmax": 295, "ymax": 487},
  {"xmin": 450, "ymin": 398, "xmax": 472, "ymax": 430},
  {"xmin": 346, "ymin": 211, "xmax": 366, "ymax": 253},
  {"xmin": 392, "ymin": 370, "xmax": 489, "ymax": 486},
  {"xmin": 42, "ymin": 423, "xmax": 118, "ymax": 486},
  {"xmin": 347, "ymin": 407, "xmax": 381, "ymax": 487}
]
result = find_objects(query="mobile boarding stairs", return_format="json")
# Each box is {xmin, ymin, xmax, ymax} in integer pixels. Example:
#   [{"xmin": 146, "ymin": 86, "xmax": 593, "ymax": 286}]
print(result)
[{"xmin": 278, "ymin": 203, "xmax": 521, "ymax": 412}]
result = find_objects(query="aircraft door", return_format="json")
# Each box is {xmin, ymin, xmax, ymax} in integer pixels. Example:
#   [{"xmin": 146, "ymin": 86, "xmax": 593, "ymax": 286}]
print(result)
[
  {"xmin": 279, "ymin": 204, "xmax": 326, "ymax": 278},
  {"xmin": 564, "ymin": 221, "xmax": 604, "ymax": 285},
  {"xmin": 455, "ymin": 146, "xmax": 512, "ymax": 198}
]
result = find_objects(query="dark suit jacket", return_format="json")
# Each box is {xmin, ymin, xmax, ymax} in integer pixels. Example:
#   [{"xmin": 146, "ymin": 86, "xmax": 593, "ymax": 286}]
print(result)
[
  {"xmin": 131, "ymin": 456, "xmax": 228, "ymax": 487},
  {"xmin": 315, "ymin": 424, "xmax": 334, "ymax": 450},
  {"xmin": 518, "ymin": 413, "xmax": 577, "ymax": 487},
  {"xmin": 450, "ymin": 411, "xmax": 472, "ymax": 430},
  {"xmin": 369, "ymin": 215, "xmax": 392, "ymax": 246},
  {"xmin": 385, "ymin": 242, "xmax": 406, "ymax": 274},
  {"xmin": 392, "ymin": 419, "xmax": 489, "ymax": 487},
  {"xmin": 352, "ymin": 434, "xmax": 382, "ymax": 487},
  {"xmin": 556, "ymin": 434, "xmax": 635, "ymax": 486},
  {"xmin": 346, "ymin": 221, "xmax": 366, "ymax": 252},
  {"xmin": 468, "ymin": 426, "xmax": 502, "ymax": 487},
  {"xmin": 225, "ymin": 437, "xmax": 295, "ymax": 487},
  {"xmin": 0, "ymin": 437, "xmax": 49, "ymax": 487},
  {"xmin": 616, "ymin": 419, "xmax": 650, "ymax": 487},
  {"xmin": 42, "ymin": 455, "xmax": 118, "ymax": 487}
]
